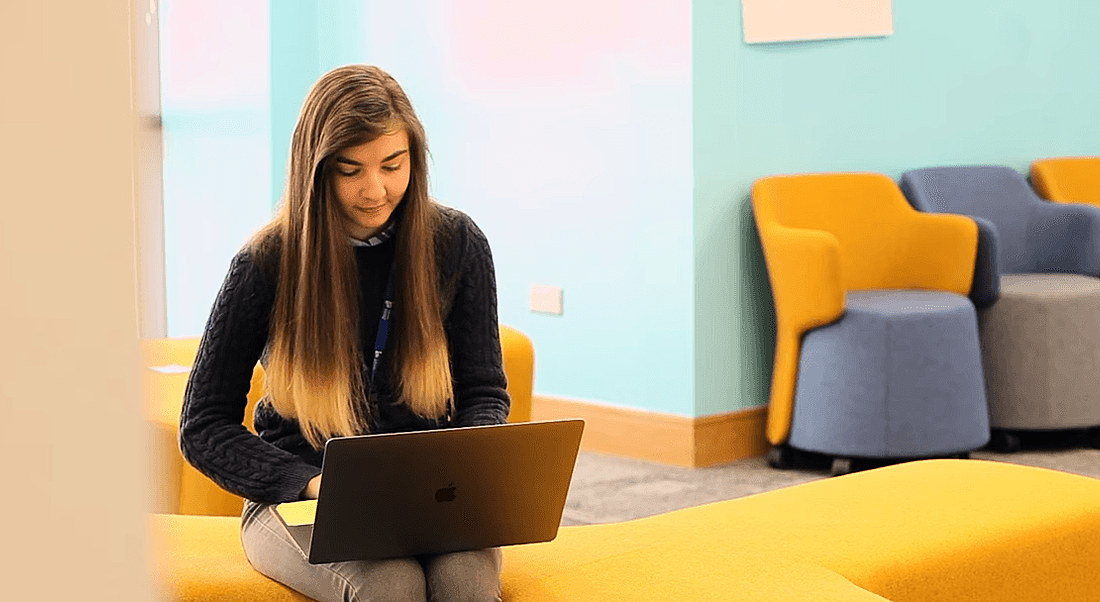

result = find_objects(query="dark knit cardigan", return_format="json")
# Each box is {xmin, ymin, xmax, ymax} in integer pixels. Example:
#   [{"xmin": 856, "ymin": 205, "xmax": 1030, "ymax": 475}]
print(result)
[{"xmin": 179, "ymin": 206, "xmax": 510, "ymax": 504}]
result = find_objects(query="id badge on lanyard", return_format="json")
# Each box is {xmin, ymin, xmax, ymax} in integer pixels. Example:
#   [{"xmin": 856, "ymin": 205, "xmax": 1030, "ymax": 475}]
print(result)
[{"xmin": 370, "ymin": 267, "xmax": 396, "ymax": 381}]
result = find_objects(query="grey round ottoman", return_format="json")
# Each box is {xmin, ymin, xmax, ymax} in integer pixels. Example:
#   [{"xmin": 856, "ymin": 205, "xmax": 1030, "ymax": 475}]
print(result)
[
  {"xmin": 789, "ymin": 290, "xmax": 990, "ymax": 470},
  {"xmin": 979, "ymin": 274, "xmax": 1100, "ymax": 444}
]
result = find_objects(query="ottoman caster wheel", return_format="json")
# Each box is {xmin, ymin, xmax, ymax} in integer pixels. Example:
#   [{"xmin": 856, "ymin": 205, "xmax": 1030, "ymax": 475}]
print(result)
[
  {"xmin": 766, "ymin": 445, "xmax": 794, "ymax": 469},
  {"xmin": 989, "ymin": 429, "xmax": 1021, "ymax": 453},
  {"xmin": 830, "ymin": 457, "xmax": 854, "ymax": 477},
  {"xmin": 1086, "ymin": 427, "xmax": 1100, "ymax": 449}
]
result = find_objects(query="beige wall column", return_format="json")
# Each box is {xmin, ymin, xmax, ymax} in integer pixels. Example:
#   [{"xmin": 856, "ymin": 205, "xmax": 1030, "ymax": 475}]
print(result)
[{"xmin": 1, "ymin": 0, "xmax": 155, "ymax": 600}]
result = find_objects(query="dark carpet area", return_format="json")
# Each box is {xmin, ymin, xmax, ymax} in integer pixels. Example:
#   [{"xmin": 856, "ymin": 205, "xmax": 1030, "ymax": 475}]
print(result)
[{"xmin": 561, "ymin": 437, "xmax": 1100, "ymax": 526}]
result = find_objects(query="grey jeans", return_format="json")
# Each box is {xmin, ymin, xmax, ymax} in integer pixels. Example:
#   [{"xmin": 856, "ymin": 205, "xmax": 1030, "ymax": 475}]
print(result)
[{"xmin": 241, "ymin": 500, "xmax": 503, "ymax": 602}]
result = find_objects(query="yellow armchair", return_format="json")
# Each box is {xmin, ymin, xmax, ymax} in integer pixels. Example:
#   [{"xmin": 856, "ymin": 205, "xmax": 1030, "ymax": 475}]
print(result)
[
  {"xmin": 751, "ymin": 207, "xmax": 845, "ymax": 447},
  {"xmin": 145, "ymin": 325, "xmax": 535, "ymax": 516},
  {"xmin": 1031, "ymin": 156, "xmax": 1100, "ymax": 206},
  {"xmin": 143, "ymin": 337, "xmax": 265, "ymax": 517},
  {"xmin": 499, "ymin": 325, "xmax": 534, "ymax": 423},
  {"xmin": 752, "ymin": 173, "xmax": 978, "ymax": 449}
]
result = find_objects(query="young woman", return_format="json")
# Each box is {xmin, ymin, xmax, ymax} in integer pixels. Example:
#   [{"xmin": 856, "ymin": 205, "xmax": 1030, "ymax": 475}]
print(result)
[{"xmin": 179, "ymin": 64, "xmax": 510, "ymax": 602}]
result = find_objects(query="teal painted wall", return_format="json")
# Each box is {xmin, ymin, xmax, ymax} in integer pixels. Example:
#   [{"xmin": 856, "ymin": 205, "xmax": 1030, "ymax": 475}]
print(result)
[
  {"xmin": 350, "ymin": 0, "xmax": 697, "ymax": 416},
  {"xmin": 269, "ymin": 2, "xmax": 317, "ymax": 207},
  {"xmin": 270, "ymin": 0, "xmax": 367, "ymax": 205},
  {"xmin": 160, "ymin": 0, "xmax": 271, "ymax": 337},
  {"xmin": 693, "ymin": 0, "xmax": 1100, "ymax": 416}
]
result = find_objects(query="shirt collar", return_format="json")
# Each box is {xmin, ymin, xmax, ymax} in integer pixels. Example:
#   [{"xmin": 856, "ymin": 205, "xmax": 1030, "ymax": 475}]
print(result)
[{"xmin": 349, "ymin": 219, "xmax": 397, "ymax": 247}]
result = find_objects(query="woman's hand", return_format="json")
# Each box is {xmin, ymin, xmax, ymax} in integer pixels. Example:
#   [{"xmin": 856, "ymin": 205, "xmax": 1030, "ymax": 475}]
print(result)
[{"xmin": 303, "ymin": 474, "xmax": 322, "ymax": 499}]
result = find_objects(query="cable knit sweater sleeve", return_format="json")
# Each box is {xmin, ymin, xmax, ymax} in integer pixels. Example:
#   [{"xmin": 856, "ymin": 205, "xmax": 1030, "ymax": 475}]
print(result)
[
  {"xmin": 442, "ymin": 209, "xmax": 512, "ymax": 427},
  {"xmin": 178, "ymin": 250, "xmax": 321, "ymax": 504}
]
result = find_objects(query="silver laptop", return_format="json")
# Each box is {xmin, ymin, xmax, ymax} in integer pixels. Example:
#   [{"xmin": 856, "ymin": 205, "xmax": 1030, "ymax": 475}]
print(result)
[{"xmin": 276, "ymin": 418, "xmax": 585, "ymax": 564}]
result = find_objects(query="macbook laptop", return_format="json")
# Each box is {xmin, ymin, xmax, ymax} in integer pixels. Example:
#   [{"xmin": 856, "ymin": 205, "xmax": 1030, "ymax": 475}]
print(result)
[{"xmin": 274, "ymin": 418, "xmax": 585, "ymax": 564}]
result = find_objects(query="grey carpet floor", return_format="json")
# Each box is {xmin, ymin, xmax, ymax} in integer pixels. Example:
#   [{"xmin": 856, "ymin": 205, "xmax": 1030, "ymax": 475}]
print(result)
[{"xmin": 561, "ymin": 438, "xmax": 1100, "ymax": 527}]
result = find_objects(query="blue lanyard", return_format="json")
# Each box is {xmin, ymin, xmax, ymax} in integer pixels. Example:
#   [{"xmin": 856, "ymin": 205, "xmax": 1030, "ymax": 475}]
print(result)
[{"xmin": 369, "ymin": 264, "xmax": 396, "ymax": 380}]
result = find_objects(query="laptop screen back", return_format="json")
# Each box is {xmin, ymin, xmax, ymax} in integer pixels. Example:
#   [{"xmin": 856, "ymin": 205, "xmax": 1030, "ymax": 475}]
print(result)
[{"xmin": 307, "ymin": 419, "xmax": 584, "ymax": 563}]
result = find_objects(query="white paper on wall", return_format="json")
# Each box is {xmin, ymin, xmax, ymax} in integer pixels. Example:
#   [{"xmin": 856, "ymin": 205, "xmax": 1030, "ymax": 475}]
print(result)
[{"xmin": 742, "ymin": 0, "xmax": 893, "ymax": 44}]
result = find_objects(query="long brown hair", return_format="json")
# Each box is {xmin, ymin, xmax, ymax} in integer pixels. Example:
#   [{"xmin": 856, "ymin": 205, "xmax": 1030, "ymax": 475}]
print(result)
[{"xmin": 251, "ymin": 65, "xmax": 453, "ymax": 449}]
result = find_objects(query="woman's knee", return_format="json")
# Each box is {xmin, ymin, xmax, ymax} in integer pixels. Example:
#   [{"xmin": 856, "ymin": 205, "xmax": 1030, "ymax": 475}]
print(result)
[
  {"xmin": 341, "ymin": 557, "xmax": 427, "ymax": 602},
  {"xmin": 424, "ymin": 548, "xmax": 502, "ymax": 602}
]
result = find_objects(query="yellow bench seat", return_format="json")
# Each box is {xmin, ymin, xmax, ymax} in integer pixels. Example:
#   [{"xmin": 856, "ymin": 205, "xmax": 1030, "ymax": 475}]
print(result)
[{"xmin": 152, "ymin": 459, "xmax": 1100, "ymax": 601}]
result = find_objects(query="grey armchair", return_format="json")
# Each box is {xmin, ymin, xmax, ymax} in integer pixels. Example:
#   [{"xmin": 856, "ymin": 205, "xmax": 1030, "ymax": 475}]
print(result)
[{"xmin": 900, "ymin": 165, "xmax": 1100, "ymax": 451}]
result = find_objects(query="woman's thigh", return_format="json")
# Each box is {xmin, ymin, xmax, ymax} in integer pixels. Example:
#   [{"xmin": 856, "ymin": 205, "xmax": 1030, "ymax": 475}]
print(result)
[{"xmin": 240, "ymin": 501, "xmax": 427, "ymax": 602}]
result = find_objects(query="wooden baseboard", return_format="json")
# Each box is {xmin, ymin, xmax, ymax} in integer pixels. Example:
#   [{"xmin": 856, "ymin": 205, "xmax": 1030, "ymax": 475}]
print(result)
[
  {"xmin": 531, "ymin": 395, "xmax": 769, "ymax": 468},
  {"xmin": 693, "ymin": 407, "xmax": 770, "ymax": 467}
]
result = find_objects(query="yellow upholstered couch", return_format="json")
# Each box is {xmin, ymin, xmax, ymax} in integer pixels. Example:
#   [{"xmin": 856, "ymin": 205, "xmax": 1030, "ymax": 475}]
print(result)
[
  {"xmin": 151, "ymin": 459, "xmax": 1100, "ymax": 601},
  {"xmin": 144, "ymin": 325, "xmax": 535, "ymax": 516}
]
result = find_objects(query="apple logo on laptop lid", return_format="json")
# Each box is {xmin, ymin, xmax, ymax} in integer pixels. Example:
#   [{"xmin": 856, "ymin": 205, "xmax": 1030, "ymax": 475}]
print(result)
[{"xmin": 435, "ymin": 482, "xmax": 457, "ymax": 503}]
